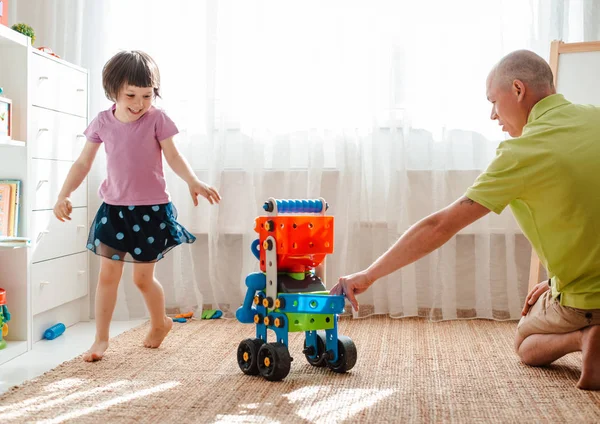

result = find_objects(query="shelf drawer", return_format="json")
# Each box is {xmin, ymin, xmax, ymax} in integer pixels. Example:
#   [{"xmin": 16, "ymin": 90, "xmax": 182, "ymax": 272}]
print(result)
[
  {"xmin": 31, "ymin": 158, "xmax": 87, "ymax": 210},
  {"xmin": 31, "ymin": 208, "xmax": 88, "ymax": 263},
  {"xmin": 29, "ymin": 107, "xmax": 87, "ymax": 161},
  {"xmin": 30, "ymin": 53, "xmax": 87, "ymax": 118},
  {"xmin": 31, "ymin": 252, "xmax": 88, "ymax": 315}
]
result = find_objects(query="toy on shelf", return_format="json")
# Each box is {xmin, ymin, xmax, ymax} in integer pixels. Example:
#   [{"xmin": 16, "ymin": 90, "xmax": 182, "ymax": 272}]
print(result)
[
  {"xmin": 0, "ymin": 96, "xmax": 12, "ymax": 141},
  {"xmin": 0, "ymin": 288, "xmax": 11, "ymax": 350},
  {"xmin": 37, "ymin": 47, "xmax": 60, "ymax": 58},
  {"xmin": 236, "ymin": 197, "xmax": 357, "ymax": 381}
]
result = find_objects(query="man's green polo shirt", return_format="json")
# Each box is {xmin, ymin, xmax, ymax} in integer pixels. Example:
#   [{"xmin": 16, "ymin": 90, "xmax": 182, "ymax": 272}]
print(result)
[{"xmin": 466, "ymin": 94, "xmax": 600, "ymax": 309}]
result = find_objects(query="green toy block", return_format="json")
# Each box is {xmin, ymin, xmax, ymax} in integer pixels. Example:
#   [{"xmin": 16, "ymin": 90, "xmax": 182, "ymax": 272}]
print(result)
[{"xmin": 285, "ymin": 312, "xmax": 335, "ymax": 332}]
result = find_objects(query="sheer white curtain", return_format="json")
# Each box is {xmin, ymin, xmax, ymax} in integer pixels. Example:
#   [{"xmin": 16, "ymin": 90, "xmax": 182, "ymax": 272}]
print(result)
[{"xmin": 15, "ymin": 0, "xmax": 600, "ymax": 320}]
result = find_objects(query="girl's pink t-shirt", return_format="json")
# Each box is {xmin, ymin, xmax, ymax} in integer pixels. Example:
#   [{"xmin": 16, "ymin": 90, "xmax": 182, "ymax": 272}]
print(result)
[{"xmin": 84, "ymin": 105, "xmax": 178, "ymax": 206}]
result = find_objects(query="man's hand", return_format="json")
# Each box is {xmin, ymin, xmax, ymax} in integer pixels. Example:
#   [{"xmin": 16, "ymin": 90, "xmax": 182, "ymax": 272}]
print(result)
[
  {"xmin": 53, "ymin": 197, "xmax": 73, "ymax": 222},
  {"xmin": 329, "ymin": 271, "xmax": 373, "ymax": 312},
  {"xmin": 189, "ymin": 180, "xmax": 221, "ymax": 206},
  {"xmin": 522, "ymin": 280, "xmax": 550, "ymax": 316}
]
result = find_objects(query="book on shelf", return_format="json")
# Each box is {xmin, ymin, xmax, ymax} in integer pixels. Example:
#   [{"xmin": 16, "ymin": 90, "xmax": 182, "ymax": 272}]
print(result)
[
  {"xmin": 0, "ymin": 184, "xmax": 9, "ymax": 236},
  {"xmin": 0, "ymin": 179, "xmax": 21, "ymax": 237}
]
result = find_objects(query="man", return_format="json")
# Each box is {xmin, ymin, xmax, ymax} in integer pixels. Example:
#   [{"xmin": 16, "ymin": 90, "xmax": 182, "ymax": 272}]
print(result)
[{"xmin": 331, "ymin": 50, "xmax": 600, "ymax": 390}]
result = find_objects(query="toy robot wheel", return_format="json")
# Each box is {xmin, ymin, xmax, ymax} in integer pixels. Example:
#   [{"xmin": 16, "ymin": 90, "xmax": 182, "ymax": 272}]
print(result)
[
  {"xmin": 326, "ymin": 335, "xmax": 357, "ymax": 373},
  {"xmin": 303, "ymin": 330, "xmax": 328, "ymax": 367},
  {"xmin": 257, "ymin": 342, "xmax": 292, "ymax": 381},
  {"xmin": 237, "ymin": 338, "xmax": 265, "ymax": 375}
]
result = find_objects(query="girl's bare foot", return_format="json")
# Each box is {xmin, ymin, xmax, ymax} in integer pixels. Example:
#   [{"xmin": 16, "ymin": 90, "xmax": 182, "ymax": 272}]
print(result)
[
  {"xmin": 83, "ymin": 340, "xmax": 109, "ymax": 362},
  {"xmin": 577, "ymin": 325, "xmax": 600, "ymax": 390},
  {"xmin": 144, "ymin": 316, "xmax": 173, "ymax": 348}
]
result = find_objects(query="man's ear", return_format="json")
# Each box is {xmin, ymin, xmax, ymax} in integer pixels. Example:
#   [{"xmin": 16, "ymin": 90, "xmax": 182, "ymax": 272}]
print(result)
[{"xmin": 513, "ymin": 79, "xmax": 526, "ymax": 102}]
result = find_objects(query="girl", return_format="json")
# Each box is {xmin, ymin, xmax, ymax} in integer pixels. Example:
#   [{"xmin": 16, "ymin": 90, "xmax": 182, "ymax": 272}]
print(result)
[{"xmin": 53, "ymin": 50, "xmax": 221, "ymax": 362}]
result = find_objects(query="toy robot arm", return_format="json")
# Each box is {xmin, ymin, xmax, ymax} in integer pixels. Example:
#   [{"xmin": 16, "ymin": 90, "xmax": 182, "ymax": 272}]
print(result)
[{"xmin": 236, "ymin": 272, "xmax": 266, "ymax": 323}]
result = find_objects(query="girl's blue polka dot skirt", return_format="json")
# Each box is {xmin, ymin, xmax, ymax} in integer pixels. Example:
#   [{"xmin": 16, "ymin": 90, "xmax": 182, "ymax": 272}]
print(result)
[{"xmin": 87, "ymin": 203, "xmax": 196, "ymax": 262}]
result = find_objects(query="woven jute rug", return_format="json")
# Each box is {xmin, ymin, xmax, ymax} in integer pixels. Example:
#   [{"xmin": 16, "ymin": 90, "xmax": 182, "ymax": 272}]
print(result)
[{"xmin": 1, "ymin": 316, "xmax": 599, "ymax": 423}]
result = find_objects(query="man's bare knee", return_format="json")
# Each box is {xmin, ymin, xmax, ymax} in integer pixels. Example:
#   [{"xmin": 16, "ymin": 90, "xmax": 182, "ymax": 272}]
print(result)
[
  {"xmin": 514, "ymin": 332, "xmax": 539, "ymax": 366},
  {"xmin": 514, "ymin": 331, "xmax": 525, "ymax": 355}
]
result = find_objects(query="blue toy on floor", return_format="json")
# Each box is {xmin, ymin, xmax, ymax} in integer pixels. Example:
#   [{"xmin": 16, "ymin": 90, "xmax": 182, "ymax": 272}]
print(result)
[{"xmin": 236, "ymin": 198, "xmax": 357, "ymax": 381}]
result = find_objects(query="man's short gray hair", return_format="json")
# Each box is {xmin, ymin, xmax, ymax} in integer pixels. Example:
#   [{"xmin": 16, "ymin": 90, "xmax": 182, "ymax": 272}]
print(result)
[{"xmin": 494, "ymin": 50, "xmax": 555, "ymax": 92}]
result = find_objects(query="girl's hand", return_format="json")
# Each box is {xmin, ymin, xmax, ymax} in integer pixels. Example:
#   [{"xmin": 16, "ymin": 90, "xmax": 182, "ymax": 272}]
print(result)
[
  {"xmin": 189, "ymin": 180, "xmax": 221, "ymax": 206},
  {"xmin": 53, "ymin": 197, "xmax": 73, "ymax": 222}
]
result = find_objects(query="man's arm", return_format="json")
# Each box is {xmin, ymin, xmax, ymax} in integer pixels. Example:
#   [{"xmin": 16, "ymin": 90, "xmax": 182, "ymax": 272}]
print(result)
[
  {"xmin": 366, "ymin": 196, "xmax": 491, "ymax": 282},
  {"xmin": 330, "ymin": 196, "xmax": 491, "ymax": 310}
]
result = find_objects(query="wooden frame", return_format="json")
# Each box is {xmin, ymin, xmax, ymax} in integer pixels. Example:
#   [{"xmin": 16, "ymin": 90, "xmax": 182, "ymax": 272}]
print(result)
[
  {"xmin": 528, "ymin": 40, "xmax": 600, "ymax": 292},
  {"xmin": 0, "ymin": 96, "xmax": 12, "ymax": 141}
]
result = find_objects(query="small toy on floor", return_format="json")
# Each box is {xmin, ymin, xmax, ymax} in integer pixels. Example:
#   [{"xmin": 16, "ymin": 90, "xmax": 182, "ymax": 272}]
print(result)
[
  {"xmin": 44, "ymin": 323, "xmax": 66, "ymax": 340},
  {"xmin": 171, "ymin": 310, "xmax": 222, "ymax": 323},
  {"xmin": 201, "ymin": 309, "xmax": 222, "ymax": 319},
  {"xmin": 172, "ymin": 312, "xmax": 193, "ymax": 323}
]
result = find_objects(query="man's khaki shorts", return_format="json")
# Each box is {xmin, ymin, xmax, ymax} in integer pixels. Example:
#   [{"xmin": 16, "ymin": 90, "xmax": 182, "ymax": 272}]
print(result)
[{"xmin": 517, "ymin": 290, "xmax": 600, "ymax": 339}]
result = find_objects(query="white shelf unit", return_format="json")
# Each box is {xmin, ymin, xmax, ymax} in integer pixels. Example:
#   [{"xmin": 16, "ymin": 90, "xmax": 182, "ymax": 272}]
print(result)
[
  {"xmin": 0, "ymin": 243, "xmax": 30, "ymax": 248},
  {"xmin": 0, "ymin": 24, "xmax": 90, "ymax": 366},
  {"xmin": 0, "ymin": 139, "xmax": 26, "ymax": 147}
]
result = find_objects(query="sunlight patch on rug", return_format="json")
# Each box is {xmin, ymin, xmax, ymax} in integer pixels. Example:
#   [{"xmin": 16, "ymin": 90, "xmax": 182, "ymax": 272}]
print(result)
[
  {"xmin": 37, "ymin": 381, "xmax": 180, "ymax": 424},
  {"xmin": 290, "ymin": 386, "xmax": 395, "ymax": 423}
]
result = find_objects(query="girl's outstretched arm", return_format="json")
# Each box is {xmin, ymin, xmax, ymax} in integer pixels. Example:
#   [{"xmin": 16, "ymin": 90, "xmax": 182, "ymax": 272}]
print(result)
[
  {"xmin": 54, "ymin": 141, "xmax": 101, "ymax": 221},
  {"xmin": 161, "ymin": 137, "xmax": 221, "ymax": 206}
]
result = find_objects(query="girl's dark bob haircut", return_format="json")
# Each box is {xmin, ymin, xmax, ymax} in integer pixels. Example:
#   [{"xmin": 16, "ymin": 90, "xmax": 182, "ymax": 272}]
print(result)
[{"xmin": 102, "ymin": 50, "xmax": 161, "ymax": 101}]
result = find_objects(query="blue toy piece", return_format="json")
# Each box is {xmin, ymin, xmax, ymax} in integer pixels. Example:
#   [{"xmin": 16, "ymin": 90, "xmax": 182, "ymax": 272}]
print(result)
[
  {"xmin": 236, "ymin": 197, "xmax": 357, "ymax": 381},
  {"xmin": 44, "ymin": 323, "xmax": 66, "ymax": 340}
]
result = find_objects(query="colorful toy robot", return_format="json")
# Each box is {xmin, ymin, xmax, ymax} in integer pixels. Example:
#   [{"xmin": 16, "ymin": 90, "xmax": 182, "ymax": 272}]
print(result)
[
  {"xmin": 0, "ymin": 288, "xmax": 11, "ymax": 350},
  {"xmin": 236, "ymin": 197, "xmax": 357, "ymax": 381}
]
